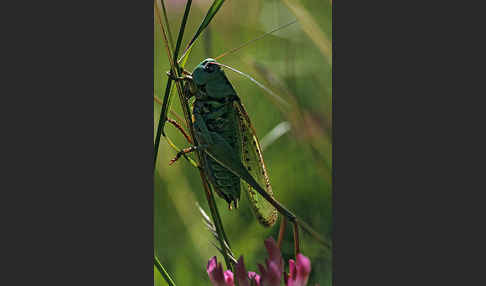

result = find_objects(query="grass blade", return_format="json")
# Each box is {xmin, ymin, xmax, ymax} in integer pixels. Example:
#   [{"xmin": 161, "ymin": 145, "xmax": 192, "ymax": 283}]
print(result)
[
  {"xmin": 163, "ymin": 0, "xmax": 236, "ymax": 270},
  {"xmin": 197, "ymin": 203, "xmax": 238, "ymax": 264},
  {"xmin": 159, "ymin": 0, "xmax": 175, "ymax": 51},
  {"xmin": 260, "ymin": 121, "xmax": 291, "ymax": 151},
  {"xmin": 154, "ymin": 0, "xmax": 192, "ymax": 166},
  {"xmin": 172, "ymin": 0, "xmax": 192, "ymax": 65},
  {"xmin": 154, "ymin": 255, "xmax": 177, "ymax": 286},
  {"xmin": 179, "ymin": 0, "xmax": 226, "ymax": 62},
  {"xmin": 282, "ymin": 0, "xmax": 332, "ymax": 64}
]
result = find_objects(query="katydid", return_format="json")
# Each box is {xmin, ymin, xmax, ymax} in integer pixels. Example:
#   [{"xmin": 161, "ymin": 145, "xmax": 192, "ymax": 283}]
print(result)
[
  {"xmin": 164, "ymin": 21, "xmax": 331, "ymax": 251},
  {"xmin": 166, "ymin": 21, "xmax": 299, "ymax": 227},
  {"xmin": 170, "ymin": 58, "xmax": 278, "ymax": 227},
  {"xmin": 169, "ymin": 60, "xmax": 331, "ymax": 251}
]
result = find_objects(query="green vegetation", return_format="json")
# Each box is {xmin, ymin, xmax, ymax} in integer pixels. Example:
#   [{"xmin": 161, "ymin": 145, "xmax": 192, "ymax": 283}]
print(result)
[{"xmin": 154, "ymin": 1, "xmax": 332, "ymax": 285}]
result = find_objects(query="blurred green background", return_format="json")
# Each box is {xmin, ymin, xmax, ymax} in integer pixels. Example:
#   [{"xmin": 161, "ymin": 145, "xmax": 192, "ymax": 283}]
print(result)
[{"xmin": 154, "ymin": 0, "xmax": 332, "ymax": 285}]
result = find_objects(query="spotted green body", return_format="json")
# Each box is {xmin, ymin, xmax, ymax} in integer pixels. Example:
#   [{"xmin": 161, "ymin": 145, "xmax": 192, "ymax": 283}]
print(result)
[
  {"xmin": 188, "ymin": 58, "xmax": 277, "ymax": 226},
  {"xmin": 192, "ymin": 81, "xmax": 242, "ymax": 207}
]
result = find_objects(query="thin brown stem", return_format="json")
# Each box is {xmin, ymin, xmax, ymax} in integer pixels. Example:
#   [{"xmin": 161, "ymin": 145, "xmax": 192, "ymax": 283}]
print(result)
[
  {"xmin": 159, "ymin": 0, "xmax": 174, "ymax": 51},
  {"xmin": 167, "ymin": 118, "xmax": 192, "ymax": 144},
  {"xmin": 277, "ymin": 217, "xmax": 287, "ymax": 249},
  {"xmin": 154, "ymin": 97, "xmax": 189, "ymax": 129},
  {"xmin": 292, "ymin": 221, "xmax": 300, "ymax": 257},
  {"xmin": 154, "ymin": 95, "xmax": 163, "ymax": 105},
  {"xmin": 169, "ymin": 110, "xmax": 187, "ymax": 128},
  {"xmin": 154, "ymin": 1, "xmax": 186, "ymax": 165}
]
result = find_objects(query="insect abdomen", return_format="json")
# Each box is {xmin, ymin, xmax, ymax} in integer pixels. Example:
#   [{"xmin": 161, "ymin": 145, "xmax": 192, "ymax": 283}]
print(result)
[{"xmin": 193, "ymin": 99, "xmax": 242, "ymax": 207}]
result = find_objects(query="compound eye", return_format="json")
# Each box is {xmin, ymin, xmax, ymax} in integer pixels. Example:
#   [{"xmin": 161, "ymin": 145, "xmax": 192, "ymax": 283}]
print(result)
[{"xmin": 205, "ymin": 63, "xmax": 217, "ymax": 73}]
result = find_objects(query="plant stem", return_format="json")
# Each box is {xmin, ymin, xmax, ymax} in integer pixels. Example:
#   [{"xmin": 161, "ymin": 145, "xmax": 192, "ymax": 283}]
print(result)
[
  {"xmin": 154, "ymin": 255, "xmax": 176, "ymax": 286},
  {"xmin": 159, "ymin": 0, "xmax": 175, "ymax": 51},
  {"xmin": 172, "ymin": 1, "xmax": 192, "ymax": 68},
  {"xmin": 292, "ymin": 221, "xmax": 300, "ymax": 257},
  {"xmin": 154, "ymin": 0, "xmax": 192, "ymax": 167},
  {"xmin": 277, "ymin": 216, "xmax": 286, "ymax": 249},
  {"xmin": 200, "ymin": 172, "xmax": 234, "ymax": 270},
  {"xmin": 155, "ymin": 0, "xmax": 234, "ymax": 271}
]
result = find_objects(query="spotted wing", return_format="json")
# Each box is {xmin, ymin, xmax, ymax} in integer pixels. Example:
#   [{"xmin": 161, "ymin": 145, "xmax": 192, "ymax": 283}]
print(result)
[{"xmin": 234, "ymin": 100, "xmax": 278, "ymax": 227}]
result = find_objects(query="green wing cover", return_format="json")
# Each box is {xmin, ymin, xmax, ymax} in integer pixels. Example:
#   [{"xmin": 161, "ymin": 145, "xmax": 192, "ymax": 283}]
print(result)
[{"xmin": 235, "ymin": 100, "xmax": 278, "ymax": 227}]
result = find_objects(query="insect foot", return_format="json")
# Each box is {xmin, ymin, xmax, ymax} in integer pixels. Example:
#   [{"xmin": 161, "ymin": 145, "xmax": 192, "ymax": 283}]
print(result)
[
  {"xmin": 166, "ymin": 70, "xmax": 193, "ymax": 82},
  {"xmin": 168, "ymin": 146, "xmax": 198, "ymax": 165},
  {"xmin": 166, "ymin": 70, "xmax": 183, "ymax": 81}
]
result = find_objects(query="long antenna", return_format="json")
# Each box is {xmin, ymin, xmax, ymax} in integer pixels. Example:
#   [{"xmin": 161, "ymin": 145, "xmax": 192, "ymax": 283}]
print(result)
[
  {"xmin": 210, "ymin": 62, "xmax": 290, "ymax": 109},
  {"xmin": 213, "ymin": 19, "xmax": 298, "ymax": 61}
]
